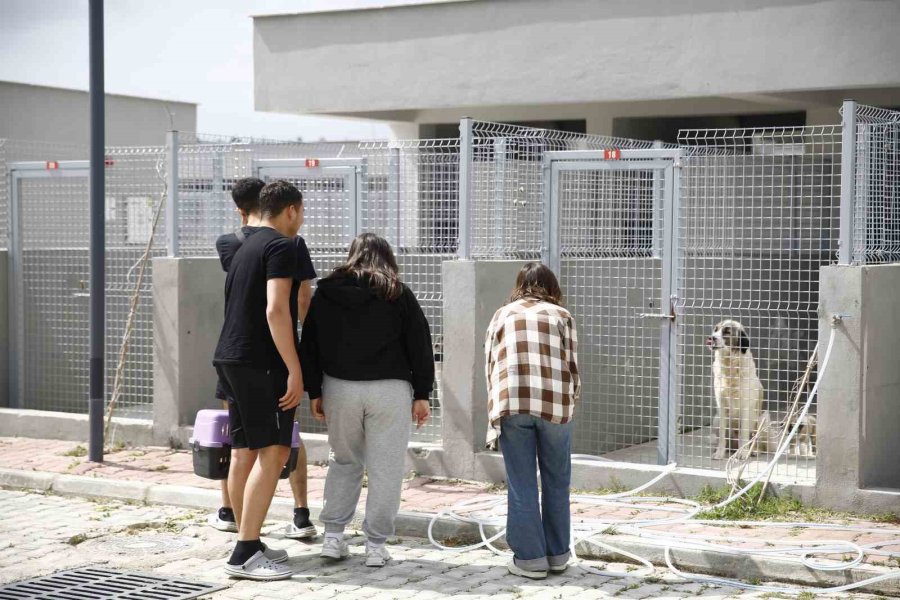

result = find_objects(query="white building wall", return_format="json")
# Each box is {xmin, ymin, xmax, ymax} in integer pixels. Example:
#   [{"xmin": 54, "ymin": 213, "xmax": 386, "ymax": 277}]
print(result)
[
  {"xmin": 0, "ymin": 81, "xmax": 197, "ymax": 146},
  {"xmin": 254, "ymin": 0, "xmax": 900, "ymax": 122}
]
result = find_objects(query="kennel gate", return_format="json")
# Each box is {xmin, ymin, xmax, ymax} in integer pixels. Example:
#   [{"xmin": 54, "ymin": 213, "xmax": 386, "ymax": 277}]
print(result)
[{"xmin": 543, "ymin": 149, "xmax": 679, "ymax": 465}]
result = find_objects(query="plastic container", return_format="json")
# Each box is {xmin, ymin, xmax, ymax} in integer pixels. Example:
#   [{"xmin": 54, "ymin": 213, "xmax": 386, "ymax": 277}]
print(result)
[
  {"xmin": 190, "ymin": 409, "xmax": 231, "ymax": 480},
  {"xmin": 279, "ymin": 421, "xmax": 301, "ymax": 479}
]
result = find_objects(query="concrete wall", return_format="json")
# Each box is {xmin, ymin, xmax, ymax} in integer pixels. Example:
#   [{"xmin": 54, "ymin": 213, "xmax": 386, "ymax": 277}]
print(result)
[
  {"xmin": 815, "ymin": 264, "xmax": 900, "ymax": 513},
  {"xmin": 858, "ymin": 265, "xmax": 900, "ymax": 490},
  {"xmin": 0, "ymin": 81, "xmax": 196, "ymax": 146},
  {"xmin": 254, "ymin": 0, "xmax": 900, "ymax": 122},
  {"xmin": 153, "ymin": 258, "xmax": 225, "ymax": 443},
  {"xmin": 0, "ymin": 250, "xmax": 7, "ymax": 408},
  {"xmin": 440, "ymin": 259, "xmax": 527, "ymax": 479}
]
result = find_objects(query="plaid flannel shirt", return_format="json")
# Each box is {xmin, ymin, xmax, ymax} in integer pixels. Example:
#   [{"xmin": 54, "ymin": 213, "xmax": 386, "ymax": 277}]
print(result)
[{"xmin": 484, "ymin": 298, "xmax": 581, "ymax": 450}]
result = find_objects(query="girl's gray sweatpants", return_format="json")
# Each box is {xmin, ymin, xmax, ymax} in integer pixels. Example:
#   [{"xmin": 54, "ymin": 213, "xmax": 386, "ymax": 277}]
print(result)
[{"xmin": 319, "ymin": 375, "xmax": 412, "ymax": 544}]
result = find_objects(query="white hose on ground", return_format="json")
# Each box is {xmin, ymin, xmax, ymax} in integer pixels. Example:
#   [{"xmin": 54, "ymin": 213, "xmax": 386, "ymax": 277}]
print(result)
[{"xmin": 427, "ymin": 326, "xmax": 900, "ymax": 594}]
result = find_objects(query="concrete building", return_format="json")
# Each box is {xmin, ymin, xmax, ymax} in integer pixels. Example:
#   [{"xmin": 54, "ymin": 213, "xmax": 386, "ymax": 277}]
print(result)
[
  {"xmin": 0, "ymin": 80, "xmax": 196, "ymax": 146},
  {"xmin": 253, "ymin": 0, "xmax": 900, "ymax": 139}
]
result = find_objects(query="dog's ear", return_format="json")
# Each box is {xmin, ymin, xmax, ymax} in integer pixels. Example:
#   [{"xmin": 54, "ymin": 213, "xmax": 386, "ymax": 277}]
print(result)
[{"xmin": 739, "ymin": 329, "xmax": 750, "ymax": 354}]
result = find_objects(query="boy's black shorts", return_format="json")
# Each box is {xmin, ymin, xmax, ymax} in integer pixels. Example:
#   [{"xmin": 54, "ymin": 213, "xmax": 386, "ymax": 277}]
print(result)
[{"xmin": 215, "ymin": 364, "xmax": 296, "ymax": 450}]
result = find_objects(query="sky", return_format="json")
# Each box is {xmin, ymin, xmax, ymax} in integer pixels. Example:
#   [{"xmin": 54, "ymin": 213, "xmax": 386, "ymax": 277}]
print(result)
[{"xmin": 0, "ymin": 0, "xmax": 400, "ymax": 141}]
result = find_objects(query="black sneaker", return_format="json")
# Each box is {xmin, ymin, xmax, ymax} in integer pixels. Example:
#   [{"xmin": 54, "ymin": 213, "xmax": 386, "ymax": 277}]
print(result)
[
  {"xmin": 284, "ymin": 507, "xmax": 317, "ymax": 539},
  {"xmin": 208, "ymin": 507, "xmax": 238, "ymax": 533}
]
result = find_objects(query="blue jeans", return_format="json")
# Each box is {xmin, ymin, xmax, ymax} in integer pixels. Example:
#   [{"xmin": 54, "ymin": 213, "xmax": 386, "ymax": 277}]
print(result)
[{"xmin": 499, "ymin": 413, "xmax": 573, "ymax": 571}]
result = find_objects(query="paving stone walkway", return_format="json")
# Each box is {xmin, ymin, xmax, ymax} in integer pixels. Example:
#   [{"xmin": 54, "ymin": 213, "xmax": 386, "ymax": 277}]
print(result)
[{"xmin": 0, "ymin": 490, "xmax": 888, "ymax": 599}]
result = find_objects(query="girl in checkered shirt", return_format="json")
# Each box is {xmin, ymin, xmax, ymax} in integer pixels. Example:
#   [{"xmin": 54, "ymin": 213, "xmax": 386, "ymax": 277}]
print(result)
[{"xmin": 484, "ymin": 263, "xmax": 581, "ymax": 580}]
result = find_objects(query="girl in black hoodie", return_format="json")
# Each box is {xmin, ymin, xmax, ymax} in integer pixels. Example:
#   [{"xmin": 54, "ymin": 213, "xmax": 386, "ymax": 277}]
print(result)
[{"xmin": 299, "ymin": 233, "xmax": 434, "ymax": 567}]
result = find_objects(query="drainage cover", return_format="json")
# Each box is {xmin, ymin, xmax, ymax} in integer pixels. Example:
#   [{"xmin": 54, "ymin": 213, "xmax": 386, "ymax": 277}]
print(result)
[{"xmin": 0, "ymin": 567, "xmax": 226, "ymax": 599}]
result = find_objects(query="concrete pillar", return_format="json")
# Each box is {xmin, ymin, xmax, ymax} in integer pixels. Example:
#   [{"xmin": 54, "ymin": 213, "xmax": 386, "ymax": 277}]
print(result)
[
  {"xmin": 0, "ymin": 250, "xmax": 7, "ymax": 408},
  {"xmin": 440, "ymin": 260, "xmax": 527, "ymax": 479},
  {"xmin": 816, "ymin": 264, "xmax": 900, "ymax": 513},
  {"xmin": 153, "ymin": 257, "xmax": 225, "ymax": 443}
]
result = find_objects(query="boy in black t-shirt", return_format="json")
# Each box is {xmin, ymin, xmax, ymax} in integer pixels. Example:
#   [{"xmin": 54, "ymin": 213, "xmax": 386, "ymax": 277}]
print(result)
[
  {"xmin": 214, "ymin": 180, "xmax": 306, "ymax": 581},
  {"xmin": 209, "ymin": 178, "xmax": 317, "ymax": 541}
]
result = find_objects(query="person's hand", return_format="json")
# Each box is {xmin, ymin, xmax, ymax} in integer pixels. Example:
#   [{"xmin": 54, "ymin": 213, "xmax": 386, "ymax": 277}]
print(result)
[
  {"xmin": 279, "ymin": 370, "xmax": 303, "ymax": 410},
  {"xmin": 412, "ymin": 399, "xmax": 430, "ymax": 429},
  {"xmin": 311, "ymin": 398, "xmax": 325, "ymax": 422}
]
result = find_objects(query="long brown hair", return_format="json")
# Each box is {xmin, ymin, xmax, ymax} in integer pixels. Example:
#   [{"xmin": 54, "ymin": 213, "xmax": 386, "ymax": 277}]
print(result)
[
  {"xmin": 508, "ymin": 262, "xmax": 564, "ymax": 306},
  {"xmin": 332, "ymin": 233, "xmax": 403, "ymax": 301}
]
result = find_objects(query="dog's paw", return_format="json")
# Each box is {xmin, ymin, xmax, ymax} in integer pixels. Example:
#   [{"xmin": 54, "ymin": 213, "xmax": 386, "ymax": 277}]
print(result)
[
  {"xmin": 734, "ymin": 448, "xmax": 751, "ymax": 461},
  {"xmin": 712, "ymin": 449, "xmax": 727, "ymax": 460}
]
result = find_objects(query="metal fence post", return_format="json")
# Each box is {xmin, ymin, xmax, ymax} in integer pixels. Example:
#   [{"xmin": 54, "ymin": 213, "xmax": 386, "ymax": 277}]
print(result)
[
  {"xmin": 839, "ymin": 100, "xmax": 857, "ymax": 265},
  {"xmin": 166, "ymin": 130, "xmax": 179, "ymax": 257},
  {"xmin": 458, "ymin": 118, "xmax": 473, "ymax": 260},
  {"xmin": 544, "ymin": 161, "xmax": 561, "ymax": 274},
  {"xmin": 88, "ymin": 0, "xmax": 105, "ymax": 463}
]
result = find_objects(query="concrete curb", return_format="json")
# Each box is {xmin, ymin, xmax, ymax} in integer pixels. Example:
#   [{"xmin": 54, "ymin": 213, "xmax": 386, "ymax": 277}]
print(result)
[{"xmin": 1, "ymin": 467, "xmax": 897, "ymax": 596}]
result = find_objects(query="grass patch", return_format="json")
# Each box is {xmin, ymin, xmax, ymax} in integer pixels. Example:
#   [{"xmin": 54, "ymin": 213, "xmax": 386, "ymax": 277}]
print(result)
[
  {"xmin": 106, "ymin": 441, "xmax": 127, "ymax": 453},
  {"xmin": 150, "ymin": 465, "xmax": 169, "ymax": 472},
  {"xmin": 485, "ymin": 481, "xmax": 507, "ymax": 493},
  {"xmin": 694, "ymin": 483, "xmax": 839, "ymax": 522},
  {"xmin": 66, "ymin": 533, "xmax": 88, "ymax": 546},
  {"xmin": 62, "ymin": 445, "xmax": 87, "ymax": 457},
  {"xmin": 439, "ymin": 534, "xmax": 480, "ymax": 548},
  {"xmin": 871, "ymin": 512, "xmax": 900, "ymax": 525},
  {"xmin": 124, "ymin": 519, "xmax": 183, "ymax": 535}
]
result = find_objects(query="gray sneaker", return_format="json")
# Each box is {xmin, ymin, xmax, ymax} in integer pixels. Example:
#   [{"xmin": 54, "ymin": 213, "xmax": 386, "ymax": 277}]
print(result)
[
  {"xmin": 224, "ymin": 551, "xmax": 293, "ymax": 581},
  {"xmin": 506, "ymin": 559, "xmax": 547, "ymax": 580},
  {"xmin": 320, "ymin": 536, "xmax": 349, "ymax": 560},
  {"xmin": 261, "ymin": 542, "xmax": 288, "ymax": 564},
  {"xmin": 365, "ymin": 542, "xmax": 391, "ymax": 567}
]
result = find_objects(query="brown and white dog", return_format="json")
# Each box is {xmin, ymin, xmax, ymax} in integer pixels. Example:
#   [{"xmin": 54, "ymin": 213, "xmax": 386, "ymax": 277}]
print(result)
[
  {"xmin": 757, "ymin": 410, "xmax": 817, "ymax": 457},
  {"xmin": 706, "ymin": 320, "xmax": 764, "ymax": 460}
]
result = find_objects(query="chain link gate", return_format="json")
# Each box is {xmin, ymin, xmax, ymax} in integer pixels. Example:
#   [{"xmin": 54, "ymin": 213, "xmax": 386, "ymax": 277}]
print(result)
[{"xmin": 543, "ymin": 149, "xmax": 679, "ymax": 465}]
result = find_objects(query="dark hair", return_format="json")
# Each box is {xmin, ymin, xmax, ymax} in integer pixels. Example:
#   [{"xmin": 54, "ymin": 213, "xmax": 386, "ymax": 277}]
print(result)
[
  {"xmin": 508, "ymin": 262, "xmax": 564, "ymax": 306},
  {"xmin": 231, "ymin": 177, "xmax": 265, "ymax": 214},
  {"xmin": 333, "ymin": 233, "xmax": 403, "ymax": 301},
  {"xmin": 258, "ymin": 180, "xmax": 303, "ymax": 218}
]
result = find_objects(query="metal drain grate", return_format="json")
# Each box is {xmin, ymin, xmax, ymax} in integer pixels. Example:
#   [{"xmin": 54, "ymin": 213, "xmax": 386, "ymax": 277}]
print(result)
[{"xmin": 0, "ymin": 567, "xmax": 226, "ymax": 599}]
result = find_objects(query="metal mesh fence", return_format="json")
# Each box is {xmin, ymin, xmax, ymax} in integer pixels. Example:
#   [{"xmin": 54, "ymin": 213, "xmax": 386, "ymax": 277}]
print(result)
[
  {"xmin": 469, "ymin": 121, "xmax": 670, "ymax": 259},
  {"xmin": 849, "ymin": 105, "xmax": 900, "ymax": 264},
  {"xmin": 4, "ymin": 142, "xmax": 166, "ymax": 417},
  {"xmin": 173, "ymin": 136, "xmax": 457, "ymax": 443},
  {"xmin": 0, "ymin": 139, "xmax": 89, "ymax": 250},
  {"xmin": 676, "ymin": 125, "xmax": 842, "ymax": 483},
  {"xmin": 4, "ymin": 104, "xmax": 895, "ymax": 474}
]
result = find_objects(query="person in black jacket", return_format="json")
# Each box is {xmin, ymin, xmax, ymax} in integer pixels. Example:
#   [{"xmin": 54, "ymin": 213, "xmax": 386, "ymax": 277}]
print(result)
[{"xmin": 299, "ymin": 233, "xmax": 434, "ymax": 568}]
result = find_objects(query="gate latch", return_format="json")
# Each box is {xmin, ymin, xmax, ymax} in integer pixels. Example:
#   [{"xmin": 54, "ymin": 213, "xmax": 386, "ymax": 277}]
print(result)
[{"xmin": 638, "ymin": 312, "xmax": 675, "ymax": 321}]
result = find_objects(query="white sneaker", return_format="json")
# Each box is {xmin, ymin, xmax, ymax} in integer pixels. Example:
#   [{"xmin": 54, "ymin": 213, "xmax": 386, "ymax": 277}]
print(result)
[
  {"xmin": 224, "ymin": 551, "xmax": 293, "ymax": 581},
  {"xmin": 549, "ymin": 563, "xmax": 568, "ymax": 573},
  {"xmin": 320, "ymin": 535, "xmax": 350, "ymax": 560},
  {"xmin": 284, "ymin": 521, "xmax": 318, "ymax": 540},
  {"xmin": 365, "ymin": 542, "xmax": 391, "ymax": 567},
  {"xmin": 206, "ymin": 512, "xmax": 238, "ymax": 533},
  {"xmin": 261, "ymin": 542, "xmax": 288, "ymax": 564},
  {"xmin": 506, "ymin": 559, "xmax": 547, "ymax": 580}
]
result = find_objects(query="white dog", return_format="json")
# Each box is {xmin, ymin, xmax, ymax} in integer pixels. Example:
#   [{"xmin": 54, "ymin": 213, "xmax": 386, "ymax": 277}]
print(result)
[{"xmin": 707, "ymin": 320, "xmax": 764, "ymax": 460}]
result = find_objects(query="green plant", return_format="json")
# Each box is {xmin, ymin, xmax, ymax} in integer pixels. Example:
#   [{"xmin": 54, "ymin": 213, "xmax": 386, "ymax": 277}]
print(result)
[
  {"xmin": 871, "ymin": 512, "xmax": 900, "ymax": 525},
  {"xmin": 62, "ymin": 445, "xmax": 87, "ymax": 457}
]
